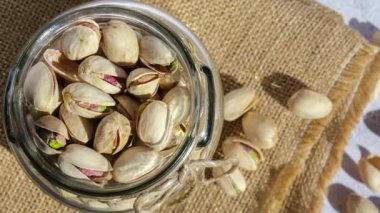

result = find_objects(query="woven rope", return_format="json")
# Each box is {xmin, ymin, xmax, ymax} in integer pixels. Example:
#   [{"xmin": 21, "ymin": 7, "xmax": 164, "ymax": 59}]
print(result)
[{"xmin": 0, "ymin": 0, "xmax": 378, "ymax": 212}]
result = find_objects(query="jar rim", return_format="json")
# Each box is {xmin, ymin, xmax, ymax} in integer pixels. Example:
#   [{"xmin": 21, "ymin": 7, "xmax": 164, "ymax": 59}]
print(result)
[{"xmin": 3, "ymin": 1, "xmax": 206, "ymax": 198}]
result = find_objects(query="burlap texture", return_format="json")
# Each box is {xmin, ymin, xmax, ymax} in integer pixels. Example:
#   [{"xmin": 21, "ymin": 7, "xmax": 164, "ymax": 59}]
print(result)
[{"xmin": 0, "ymin": 0, "xmax": 379, "ymax": 213}]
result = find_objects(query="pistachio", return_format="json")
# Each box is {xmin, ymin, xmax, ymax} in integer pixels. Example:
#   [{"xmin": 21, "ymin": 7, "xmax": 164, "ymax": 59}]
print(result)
[
  {"xmin": 113, "ymin": 146, "xmax": 162, "ymax": 183},
  {"xmin": 347, "ymin": 193, "xmax": 379, "ymax": 213},
  {"xmin": 100, "ymin": 20, "xmax": 139, "ymax": 66},
  {"xmin": 287, "ymin": 89, "xmax": 332, "ymax": 119},
  {"xmin": 222, "ymin": 136, "xmax": 264, "ymax": 171},
  {"xmin": 126, "ymin": 68, "xmax": 159, "ymax": 98},
  {"xmin": 359, "ymin": 155, "xmax": 380, "ymax": 192},
  {"xmin": 163, "ymin": 86, "xmax": 191, "ymax": 126},
  {"xmin": 23, "ymin": 62, "xmax": 61, "ymax": 114},
  {"xmin": 58, "ymin": 144, "xmax": 112, "ymax": 185},
  {"xmin": 60, "ymin": 19, "xmax": 100, "ymax": 60},
  {"xmin": 94, "ymin": 111, "xmax": 131, "ymax": 155},
  {"xmin": 242, "ymin": 112, "xmax": 278, "ymax": 149},
  {"xmin": 114, "ymin": 94, "xmax": 140, "ymax": 120},
  {"xmin": 78, "ymin": 55, "xmax": 127, "ymax": 94},
  {"xmin": 224, "ymin": 87, "xmax": 257, "ymax": 121},
  {"xmin": 213, "ymin": 164, "xmax": 246, "ymax": 196},
  {"xmin": 43, "ymin": 49, "xmax": 80, "ymax": 82},
  {"xmin": 137, "ymin": 101, "xmax": 173, "ymax": 151},
  {"xmin": 159, "ymin": 70, "xmax": 181, "ymax": 90},
  {"xmin": 140, "ymin": 35, "xmax": 177, "ymax": 73},
  {"xmin": 62, "ymin": 83, "xmax": 115, "ymax": 118},
  {"xmin": 59, "ymin": 104, "xmax": 95, "ymax": 143},
  {"xmin": 35, "ymin": 115, "xmax": 69, "ymax": 151}
]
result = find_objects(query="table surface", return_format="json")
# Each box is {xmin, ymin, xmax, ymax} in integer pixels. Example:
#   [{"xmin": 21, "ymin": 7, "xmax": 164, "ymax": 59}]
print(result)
[{"xmin": 316, "ymin": 0, "xmax": 380, "ymax": 212}]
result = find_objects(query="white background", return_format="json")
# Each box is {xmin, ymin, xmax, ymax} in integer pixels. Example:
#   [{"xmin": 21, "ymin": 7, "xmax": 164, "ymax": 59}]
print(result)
[{"xmin": 316, "ymin": 0, "xmax": 380, "ymax": 212}]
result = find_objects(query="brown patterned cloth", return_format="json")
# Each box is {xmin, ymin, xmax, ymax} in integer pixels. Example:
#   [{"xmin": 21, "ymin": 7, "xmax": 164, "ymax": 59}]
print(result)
[{"xmin": 0, "ymin": 0, "xmax": 379, "ymax": 213}]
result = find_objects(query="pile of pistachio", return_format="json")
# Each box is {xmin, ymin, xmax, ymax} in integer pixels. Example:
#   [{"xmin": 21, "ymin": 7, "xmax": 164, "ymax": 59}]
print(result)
[
  {"xmin": 215, "ymin": 87, "xmax": 334, "ymax": 196},
  {"xmin": 23, "ymin": 19, "xmax": 190, "ymax": 186}
]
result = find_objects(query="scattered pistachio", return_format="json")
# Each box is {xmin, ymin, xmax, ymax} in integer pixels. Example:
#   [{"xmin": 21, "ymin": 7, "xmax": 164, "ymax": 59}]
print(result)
[
  {"xmin": 347, "ymin": 193, "xmax": 379, "ymax": 213},
  {"xmin": 213, "ymin": 164, "xmax": 247, "ymax": 196},
  {"xmin": 224, "ymin": 87, "xmax": 257, "ymax": 121},
  {"xmin": 359, "ymin": 155, "xmax": 380, "ymax": 192},
  {"xmin": 242, "ymin": 111, "xmax": 278, "ymax": 149},
  {"xmin": 287, "ymin": 89, "xmax": 332, "ymax": 119},
  {"xmin": 222, "ymin": 136, "xmax": 264, "ymax": 171}
]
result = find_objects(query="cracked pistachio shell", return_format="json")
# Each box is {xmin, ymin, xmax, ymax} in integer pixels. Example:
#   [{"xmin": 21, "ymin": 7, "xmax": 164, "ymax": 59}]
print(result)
[
  {"xmin": 35, "ymin": 115, "xmax": 69, "ymax": 152},
  {"xmin": 222, "ymin": 136, "xmax": 264, "ymax": 171},
  {"xmin": 359, "ymin": 155, "xmax": 380, "ymax": 192},
  {"xmin": 347, "ymin": 193, "xmax": 379, "ymax": 213},
  {"xmin": 23, "ymin": 62, "xmax": 61, "ymax": 114},
  {"xmin": 114, "ymin": 94, "xmax": 140, "ymax": 120},
  {"xmin": 126, "ymin": 68, "xmax": 159, "ymax": 98},
  {"xmin": 94, "ymin": 111, "xmax": 131, "ymax": 155},
  {"xmin": 224, "ymin": 87, "xmax": 257, "ymax": 121},
  {"xmin": 43, "ymin": 49, "xmax": 80, "ymax": 82},
  {"xmin": 59, "ymin": 104, "xmax": 95, "ymax": 143},
  {"xmin": 62, "ymin": 83, "xmax": 115, "ymax": 118},
  {"xmin": 213, "ymin": 164, "xmax": 246, "ymax": 196},
  {"xmin": 60, "ymin": 19, "xmax": 100, "ymax": 60},
  {"xmin": 101, "ymin": 20, "xmax": 139, "ymax": 66},
  {"xmin": 163, "ymin": 86, "xmax": 190, "ymax": 126},
  {"xmin": 139, "ymin": 36, "xmax": 177, "ymax": 73},
  {"xmin": 137, "ymin": 101, "xmax": 173, "ymax": 151},
  {"xmin": 287, "ymin": 89, "xmax": 332, "ymax": 119},
  {"xmin": 78, "ymin": 56, "xmax": 127, "ymax": 94},
  {"xmin": 242, "ymin": 112, "xmax": 278, "ymax": 149},
  {"xmin": 58, "ymin": 144, "xmax": 112, "ymax": 181},
  {"xmin": 113, "ymin": 146, "xmax": 162, "ymax": 183}
]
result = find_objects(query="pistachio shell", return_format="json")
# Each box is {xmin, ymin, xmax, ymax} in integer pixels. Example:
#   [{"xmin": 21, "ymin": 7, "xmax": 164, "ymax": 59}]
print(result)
[
  {"xmin": 113, "ymin": 146, "xmax": 161, "ymax": 183},
  {"xmin": 78, "ymin": 56, "xmax": 127, "ymax": 94},
  {"xmin": 213, "ymin": 164, "xmax": 246, "ymax": 196},
  {"xmin": 35, "ymin": 115, "xmax": 69, "ymax": 139},
  {"xmin": 114, "ymin": 94, "xmax": 140, "ymax": 120},
  {"xmin": 163, "ymin": 86, "xmax": 191, "ymax": 126},
  {"xmin": 224, "ymin": 87, "xmax": 257, "ymax": 121},
  {"xmin": 60, "ymin": 19, "xmax": 100, "ymax": 60},
  {"xmin": 347, "ymin": 193, "xmax": 379, "ymax": 213},
  {"xmin": 43, "ymin": 49, "xmax": 80, "ymax": 82},
  {"xmin": 59, "ymin": 144, "xmax": 112, "ymax": 183},
  {"xmin": 139, "ymin": 36, "xmax": 177, "ymax": 73},
  {"xmin": 242, "ymin": 112, "xmax": 278, "ymax": 149},
  {"xmin": 94, "ymin": 111, "xmax": 131, "ymax": 155},
  {"xmin": 287, "ymin": 89, "xmax": 332, "ymax": 119},
  {"xmin": 222, "ymin": 136, "xmax": 264, "ymax": 171},
  {"xmin": 359, "ymin": 155, "xmax": 380, "ymax": 192},
  {"xmin": 137, "ymin": 101, "xmax": 173, "ymax": 151},
  {"xmin": 126, "ymin": 68, "xmax": 159, "ymax": 98},
  {"xmin": 159, "ymin": 70, "xmax": 181, "ymax": 90},
  {"xmin": 62, "ymin": 83, "xmax": 115, "ymax": 118},
  {"xmin": 100, "ymin": 20, "xmax": 139, "ymax": 66},
  {"xmin": 23, "ymin": 62, "xmax": 61, "ymax": 114},
  {"xmin": 59, "ymin": 104, "xmax": 95, "ymax": 143}
]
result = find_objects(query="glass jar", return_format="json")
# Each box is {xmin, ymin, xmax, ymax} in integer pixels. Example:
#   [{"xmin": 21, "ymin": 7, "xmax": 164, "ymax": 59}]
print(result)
[{"xmin": 3, "ymin": 1, "xmax": 236, "ymax": 212}]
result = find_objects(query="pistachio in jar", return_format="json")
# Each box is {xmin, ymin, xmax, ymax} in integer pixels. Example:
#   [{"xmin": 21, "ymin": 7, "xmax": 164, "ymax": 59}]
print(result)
[
  {"xmin": 100, "ymin": 20, "xmax": 139, "ymax": 67},
  {"xmin": 139, "ymin": 35, "xmax": 178, "ymax": 73},
  {"xmin": 163, "ymin": 86, "xmax": 191, "ymax": 126},
  {"xmin": 43, "ymin": 49, "xmax": 80, "ymax": 82},
  {"xmin": 78, "ymin": 55, "xmax": 127, "ymax": 94},
  {"xmin": 62, "ymin": 83, "xmax": 115, "ymax": 118},
  {"xmin": 93, "ymin": 111, "xmax": 131, "ymax": 155},
  {"xmin": 60, "ymin": 19, "xmax": 101, "ymax": 60},
  {"xmin": 59, "ymin": 144, "xmax": 112, "ymax": 185},
  {"xmin": 126, "ymin": 68, "xmax": 160, "ymax": 98},
  {"xmin": 35, "ymin": 115, "xmax": 69, "ymax": 152},
  {"xmin": 23, "ymin": 62, "xmax": 61, "ymax": 114}
]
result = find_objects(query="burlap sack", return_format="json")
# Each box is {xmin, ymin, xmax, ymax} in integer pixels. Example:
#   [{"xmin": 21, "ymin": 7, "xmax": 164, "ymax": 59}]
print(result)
[{"xmin": 0, "ymin": 0, "xmax": 379, "ymax": 213}]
